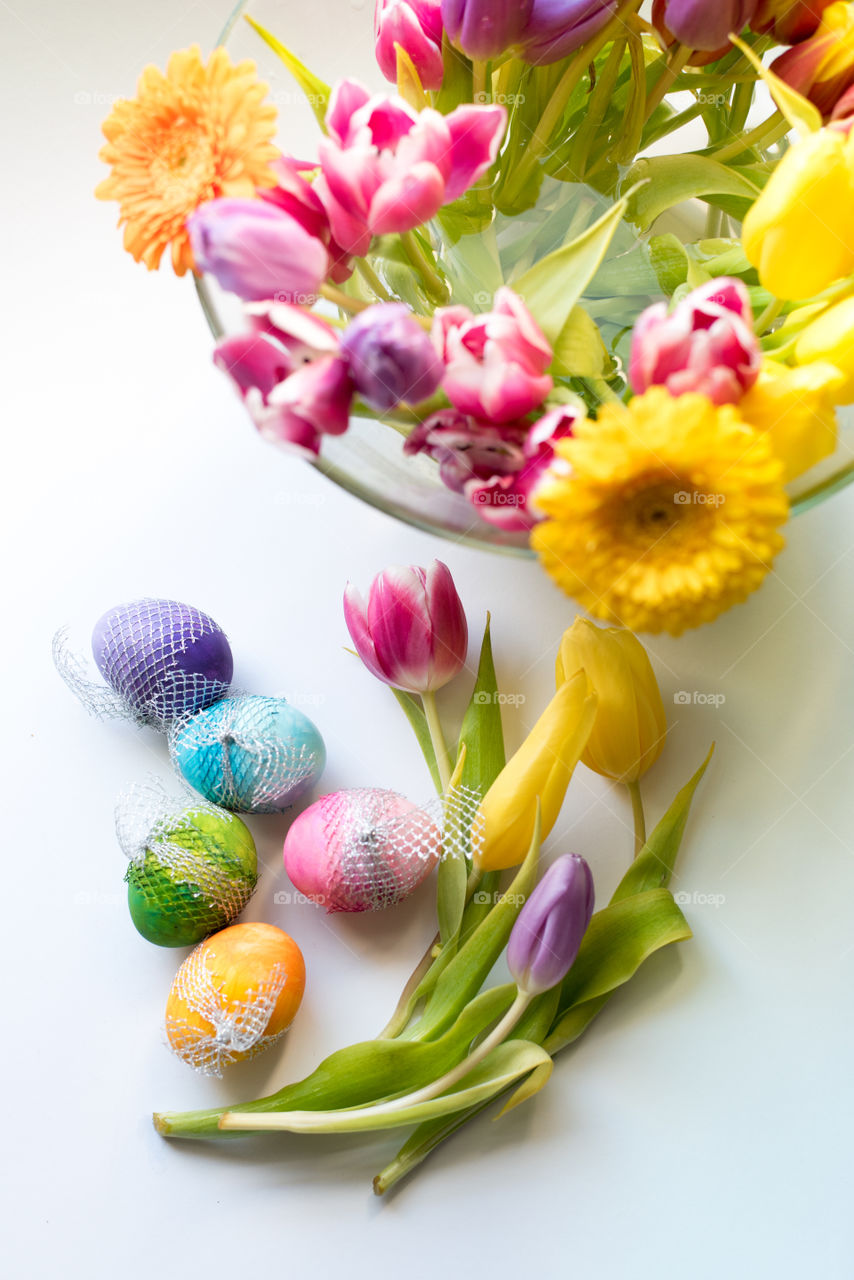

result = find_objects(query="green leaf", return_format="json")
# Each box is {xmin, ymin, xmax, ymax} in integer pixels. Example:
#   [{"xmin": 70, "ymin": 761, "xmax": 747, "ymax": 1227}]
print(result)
[
  {"xmin": 551, "ymin": 306, "xmax": 610, "ymax": 378},
  {"xmin": 612, "ymin": 746, "xmax": 714, "ymax": 903},
  {"xmin": 436, "ymin": 746, "xmax": 471, "ymax": 945},
  {"xmin": 553, "ymin": 887, "xmax": 691, "ymax": 1024},
  {"xmin": 154, "ymin": 981, "xmax": 516, "ymax": 1138},
  {"xmin": 513, "ymin": 194, "xmax": 633, "ymax": 344},
  {"xmin": 218, "ymin": 1041, "xmax": 553, "ymax": 1134},
  {"xmin": 433, "ymin": 32, "xmax": 473, "ymax": 115},
  {"xmin": 457, "ymin": 614, "xmax": 505, "ymax": 797},
  {"xmin": 409, "ymin": 811, "xmax": 541, "ymax": 1041},
  {"xmin": 390, "ymin": 688, "xmax": 442, "ymax": 793},
  {"xmin": 622, "ymin": 156, "xmax": 761, "ymax": 232},
  {"xmin": 729, "ymin": 34, "xmax": 821, "ymax": 136},
  {"xmin": 648, "ymin": 233, "xmax": 690, "ymax": 295},
  {"xmin": 244, "ymin": 17, "xmax": 330, "ymax": 132}
]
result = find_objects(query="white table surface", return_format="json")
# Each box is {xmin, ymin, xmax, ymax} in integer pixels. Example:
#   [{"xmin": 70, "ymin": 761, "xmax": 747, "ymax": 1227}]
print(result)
[{"xmin": 4, "ymin": 2, "xmax": 854, "ymax": 1276}]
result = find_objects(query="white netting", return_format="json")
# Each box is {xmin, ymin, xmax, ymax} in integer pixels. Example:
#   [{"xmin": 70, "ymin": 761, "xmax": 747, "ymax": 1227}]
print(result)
[
  {"xmin": 53, "ymin": 599, "xmax": 232, "ymax": 729},
  {"xmin": 166, "ymin": 944, "xmax": 290, "ymax": 1077},
  {"xmin": 169, "ymin": 695, "xmax": 323, "ymax": 813},
  {"xmin": 116, "ymin": 779, "xmax": 256, "ymax": 929},
  {"xmin": 318, "ymin": 784, "xmax": 483, "ymax": 913}
]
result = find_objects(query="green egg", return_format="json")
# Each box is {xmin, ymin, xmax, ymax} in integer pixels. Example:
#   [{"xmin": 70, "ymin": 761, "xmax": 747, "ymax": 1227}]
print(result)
[{"xmin": 126, "ymin": 807, "xmax": 257, "ymax": 947}]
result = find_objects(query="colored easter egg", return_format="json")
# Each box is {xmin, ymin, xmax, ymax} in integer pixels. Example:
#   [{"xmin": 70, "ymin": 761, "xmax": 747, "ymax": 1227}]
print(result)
[
  {"xmin": 91, "ymin": 598, "xmax": 233, "ymax": 725},
  {"xmin": 170, "ymin": 694, "xmax": 325, "ymax": 813},
  {"xmin": 165, "ymin": 922, "xmax": 306, "ymax": 1075},
  {"xmin": 126, "ymin": 806, "xmax": 257, "ymax": 947},
  {"xmin": 282, "ymin": 788, "xmax": 442, "ymax": 913}
]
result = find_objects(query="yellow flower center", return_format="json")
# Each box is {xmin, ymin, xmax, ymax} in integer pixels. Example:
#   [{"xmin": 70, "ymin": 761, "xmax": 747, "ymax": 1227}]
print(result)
[{"xmin": 610, "ymin": 476, "xmax": 711, "ymax": 550}]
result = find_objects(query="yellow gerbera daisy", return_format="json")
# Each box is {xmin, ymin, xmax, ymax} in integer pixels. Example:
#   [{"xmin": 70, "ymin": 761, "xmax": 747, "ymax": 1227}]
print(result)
[
  {"xmin": 96, "ymin": 46, "xmax": 279, "ymax": 275},
  {"xmin": 531, "ymin": 388, "xmax": 789, "ymax": 636}
]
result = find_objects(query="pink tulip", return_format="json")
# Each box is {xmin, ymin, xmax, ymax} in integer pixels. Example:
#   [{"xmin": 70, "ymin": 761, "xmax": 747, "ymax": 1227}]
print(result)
[
  {"xmin": 465, "ymin": 402, "xmax": 580, "ymax": 530},
  {"xmin": 262, "ymin": 356, "xmax": 354, "ymax": 455},
  {"xmin": 434, "ymin": 287, "xmax": 554, "ymax": 423},
  {"xmin": 314, "ymin": 79, "xmax": 506, "ymax": 257},
  {"xmin": 344, "ymin": 560, "xmax": 468, "ymax": 693},
  {"xmin": 403, "ymin": 409, "xmax": 527, "ymax": 491},
  {"xmin": 186, "ymin": 198, "xmax": 329, "ymax": 303},
  {"xmin": 374, "ymin": 0, "xmax": 445, "ymax": 91},
  {"xmin": 260, "ymin": 157, "xmax": 354, "ymax": 283},
  {"xmin": 629, "ymin": 278, "xmax": 761, "ymax": 406}
]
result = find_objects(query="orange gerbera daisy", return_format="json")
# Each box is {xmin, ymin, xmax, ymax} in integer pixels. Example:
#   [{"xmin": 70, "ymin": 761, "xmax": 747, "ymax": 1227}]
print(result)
[{"xmin": 96, "ymin": 45, "xmax": 280, "ymax": 275}]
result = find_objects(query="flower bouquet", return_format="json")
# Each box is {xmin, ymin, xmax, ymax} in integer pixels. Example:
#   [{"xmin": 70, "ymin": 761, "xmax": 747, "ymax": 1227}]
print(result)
[{"xmin": 97, "ymin": 0, "xmax": 854, "ymax": 634}]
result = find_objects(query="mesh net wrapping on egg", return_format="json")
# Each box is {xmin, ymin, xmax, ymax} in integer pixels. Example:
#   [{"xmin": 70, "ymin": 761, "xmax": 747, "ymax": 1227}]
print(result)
[
  {"xmin": 169, "ymin": 696, "xmax": 321, "ymax": 813},
  {"xmin": 53, "ymin": 600, "xmax": 231, "ymax": 728},
  {"xmin": 166, "ymin": 945, "xmax": 289, "ymax": 1077},
  {"xmin": 323, "ymin": 785, "xmax": 483, "ymax": 913},
  {"xmin": 116, "ymin": 780, "xmax": 255, "ymax": 931}
]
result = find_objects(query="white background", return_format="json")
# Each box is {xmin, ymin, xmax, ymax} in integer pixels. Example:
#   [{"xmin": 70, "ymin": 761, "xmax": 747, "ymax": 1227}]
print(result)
[{"xmin": 3, "ymin": 1, "xmax": 854, "ymax": 1276}]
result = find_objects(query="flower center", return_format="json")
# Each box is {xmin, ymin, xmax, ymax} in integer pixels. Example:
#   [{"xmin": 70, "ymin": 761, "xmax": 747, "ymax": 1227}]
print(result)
[
  {"xmin": 150, "ymin": 118, "xmax": 214, "ymax": 202},
  {"xmin": 615, "ymin": 478, "xmax": 712, "ymax": 548}
]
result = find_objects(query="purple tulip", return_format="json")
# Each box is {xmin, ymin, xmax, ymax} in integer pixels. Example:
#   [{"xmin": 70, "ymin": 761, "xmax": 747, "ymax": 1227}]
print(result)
[
  {"xmin": 375, "ymin": 0, "xmax": 445, "ymax": 91},
  {"xmin": 344, "ymin": 560, "xmax": 468, "ymax": 694},
  {"xmin": 260, "ymin": 157, "xmax": 353, "ymax": 284},
  {"xmin": 340, "ymin": 303, "xmax": 445, "ymax": 410},
  {"xmin": 520, "ymin": 1, "xmax": 618, "ymax": 65},
  {"xmin": 187, "ymin": 198, "xmax": 330, "ymax": 303},
  {"xmin": 507, "ymin": 854, "xmax": 595, "ymax": 996},
  {"xmin": 404, "ymin": 409, "xmax": 528, "ymax": 491},
  {"xmin": 629, "ymin": 278, "xmax": 761, "ymax": 405},
  {"xmin": 442, "ymin": 0, "xmax": 534, "ymax": 59},
  {"xmin": 465, "ymin": 401, "xmax": 581, "ymax": 530},
  {"xmin": 657, "ymin": 0, "xmax": 759, "ymax": 51},
  {"xmin": 314, "ymin": 79, "xmax": 506, "ymax": 257},
  {"xmin": 434, "ymin": 287, "xmax": 554, "ymax": 424}
]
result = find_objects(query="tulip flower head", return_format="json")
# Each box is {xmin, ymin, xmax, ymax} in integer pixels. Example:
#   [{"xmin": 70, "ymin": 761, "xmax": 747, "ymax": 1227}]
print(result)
[
  {"xmin": 375, "ymin": 0, "xmax": 445, "ymax": 90},
  {"xmin": 465, "ymin": 402, "xmax": 582, "ymax": 531},
  {"xmin": 187, "ymin": 197, "xmax": 330, "ymax": 303},
  {"xmin": 656, "ymin": 0, "xmax": 760, "ymax": 50},
  {"xmin": 519, "ymin": 1, "xmax": 619, "ymax": 65},
  {"xmin": 260, "ymin": 157, "xmax": 353, "ymax": 283},
  {"xmin": 771, "ymin": 2, "xmax": 854, "ymax": 117},
  {"xmin": 507, "ymin": 854, "xmax": 595, "ymax": 995},
  {"xmin": 314, "ymin": 79, "xmax": 506, "ymax": 258},
  {"xmin": 556, "ymin": 619, "xmax": 666, "ymax": 784},
  {"xmin": 442, "ymin": 0, "xmax": 534, "ymax": 60},
  {"xmin": 340, "ymin": 303, "xmax": 445, "ymax": 410},
  {"xmin": 433, "ymin": 288, "xmax": 554, "ymax": 424},
  {"xmin": 403, "ymin": 410, "xmax": 529, "ymax": 492},
  {"xmin": 344, "ymin": 560, "xmax": 468, "ymax": 694},
  {"xmin": 753, "ymin": 0, "xmax": 836, "ymax": 43},
  {"xmin": 629, "ymin": 278, "xmax": 761, "ymax": 406}
]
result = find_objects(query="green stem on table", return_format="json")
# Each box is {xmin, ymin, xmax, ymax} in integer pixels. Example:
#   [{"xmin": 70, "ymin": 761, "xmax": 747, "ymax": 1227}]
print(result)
[
  {"xmin": 499, "ymin": 0, "xmax": 643, "ymax": 204},
  {"xmin": 399, "ymin": 230, "xmax": 450, "ymax": 305},
  {"xmin": 218, "ymin": 990, "xmax": 533, "ymax": 1132},
  {"xmin": 319, "ymin": 283, "xmax": 370, "ymax": 314},
  {"xmin": 707, "ymin": 110, "xmax": 787, "ymax": 163},
  {"xmin": 421, "ymin": 690, "xmax": 452, "ymax": 792},
  {"xmin": 377, "ymin": 932, "xmax": 441, "ymax": 1038},
  {"xmin": 355, "ymin": 258, "xmax": 393, "ymax": 301},
  {"xmin": 626, "ymin": 780, "xmax": 646, "ymax": 858}
]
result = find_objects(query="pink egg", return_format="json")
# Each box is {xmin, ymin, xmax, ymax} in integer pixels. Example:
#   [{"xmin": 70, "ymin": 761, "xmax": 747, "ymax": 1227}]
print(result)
[{"xmin": 282, "ymin": 788, "xmax": 442, "ymax": 913}]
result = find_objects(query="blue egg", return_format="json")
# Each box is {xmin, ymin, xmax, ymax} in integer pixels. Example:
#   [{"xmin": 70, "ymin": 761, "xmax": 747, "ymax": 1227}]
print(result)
[{"xmin": 170, "ymin": 695, "xmax": 326, "ymax": 813}]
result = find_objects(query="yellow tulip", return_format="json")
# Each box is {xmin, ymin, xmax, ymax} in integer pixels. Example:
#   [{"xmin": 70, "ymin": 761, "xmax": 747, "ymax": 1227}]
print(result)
[
  {"xmin": 555, "ymin": 618, "xmax": 666, "ymax": 784},
  {"xmin": 742, "ymin": 127, "xmax": 854, "ymax": 299},
  {"xmin": 738, "ymin": 358, "xmax": 844, "ymax": 480},
  {"xmin": 794, "ymin": 296, "xmax": 854, "ymax": 401},
  {"xmin": 475, "ymin": 670, "xmax": 596, "ymax": 872}
]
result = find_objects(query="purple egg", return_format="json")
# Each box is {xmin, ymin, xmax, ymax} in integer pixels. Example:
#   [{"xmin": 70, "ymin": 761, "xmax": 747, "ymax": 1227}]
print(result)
[{"xmin": 92, "ymin": 598, "xmax": 233, "ymax": 726}]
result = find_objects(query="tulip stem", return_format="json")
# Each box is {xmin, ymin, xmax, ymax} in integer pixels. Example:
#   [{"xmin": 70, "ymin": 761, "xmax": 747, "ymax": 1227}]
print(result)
[
  {"xmin": 706, "ymin": 110, "xmax": 787, "ymax": 164},
  {"xmin": 319, "ymin": 283, "xmax": 370, "ymax": 314},
  {"xmin": 219, "ymin": 990, "xmax": 534, "ymax": 1133},
  {"xmin": 755, "ymin": 296, "xmax": 784, "ymax": 336},
  {"xmin": 355, "ymin": 259, "xmax": 393, "ymax": 302},
  {"xmin": 626, "ymin": 780, "xmax": 646, "ymax": 858},
  {"xmin": 399, "ymin": 231, "xmax": 450, "ymax": 306},
  {"xmin": 421, "ymin": 691, "xmax": 453, "ymax": 792},
  {"xmin": 644, "ymin": 44, "xmax": 693, "ymax": 125}
]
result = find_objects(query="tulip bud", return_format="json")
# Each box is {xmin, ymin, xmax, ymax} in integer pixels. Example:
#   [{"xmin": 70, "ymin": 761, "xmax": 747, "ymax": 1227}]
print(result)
[
  {"xmin": 507, "ymin": 854, "xmax": 595, "ymax": 995},
  {"xmin": 340, "ymin": 303, "xmax": 445, "ymax": 411},
  {"xmin": 187, "ymin": 198, "xmax": 330, "ymax": 303},
  {"xmin": 375, "ymin": 0, "xmax": 445, "ymax": 91},
  {"xmin": 656, "ymin": 0, "xmax": 759, "ymax": 50},
  {"xmin": 742, "ymin": 126, "xmax": 854, "ymax": 298},
  {"xmin": 771, "ymin": 2, "xmax": 854, "ymax": 118},
  {"xmin": 556, "ymin": 619, "xmax": 666, "ymax": 784},
  {"xmin": 475, "ymin": 671, "xmax": 597, "ymax": 872},
  {"xmin": 629, "ymin": 278, "xmax": 761, "ymax": 406},
  {"xmin": 794, "ymin": 297, "xmax": 854, "ymax": 401},
  {"xmin": 442, "ymin": 0, "xmax": 534, "ymax": 60},
  {"xmin": 752, "ymin": 0, "xmax": 835, "ymax": 43},
  {"xmin": 344, "ymin": 560, "xmax": 468, "ymax": 694},
  {"xmin": 519, "ymin": 1, "xmax": 619, "ymax": 65}
]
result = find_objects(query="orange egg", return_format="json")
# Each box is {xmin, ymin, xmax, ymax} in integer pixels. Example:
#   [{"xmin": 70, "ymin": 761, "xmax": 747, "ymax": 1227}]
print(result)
[{"xmin": 165, "ymin": 922, "xmax": 306, "ymax": 1075}]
